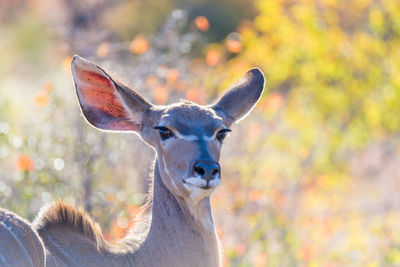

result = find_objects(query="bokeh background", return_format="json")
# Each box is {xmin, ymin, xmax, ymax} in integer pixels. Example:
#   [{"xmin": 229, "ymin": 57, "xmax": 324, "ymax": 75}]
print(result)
[{"xmin": 1, "ymin": 0, "xmax": 400, "ymax": 265}]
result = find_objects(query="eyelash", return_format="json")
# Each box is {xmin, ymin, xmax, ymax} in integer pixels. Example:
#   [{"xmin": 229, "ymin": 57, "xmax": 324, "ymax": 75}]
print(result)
[
  {"xmin": 216, "ymin": 129, "xmax": 231, "ymax": 143},
  {"xmin": 154, "ymin": 126, "xmax": 174, "ymax": 141}
]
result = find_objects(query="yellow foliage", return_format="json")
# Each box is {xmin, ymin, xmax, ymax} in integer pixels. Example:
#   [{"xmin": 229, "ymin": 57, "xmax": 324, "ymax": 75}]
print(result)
[{"xmin": 211, "ymin": 0, "xmax": 400, "ymax": 264}]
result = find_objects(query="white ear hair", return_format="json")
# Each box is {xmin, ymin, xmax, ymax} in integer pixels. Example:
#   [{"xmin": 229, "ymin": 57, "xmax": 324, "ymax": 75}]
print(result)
[{"xmin": 71, "ymin": 55, "xmax": 152, "ymax": 132}]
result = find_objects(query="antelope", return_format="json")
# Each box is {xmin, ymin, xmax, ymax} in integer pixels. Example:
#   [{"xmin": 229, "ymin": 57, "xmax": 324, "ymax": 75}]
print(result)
[
  {"xmin": 0, "ymin": 208, "xmax": 45, "ymax": 266},
  {"xmin": 0, "ymin": 55, "xmax": 264, "ymax": 266}
]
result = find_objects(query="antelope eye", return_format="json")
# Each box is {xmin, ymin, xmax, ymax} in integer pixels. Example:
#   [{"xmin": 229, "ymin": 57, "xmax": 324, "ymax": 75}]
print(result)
[
  {"xmin": 154, "ymin": 126, "xmax": 174, "ymax": 141},
  {"xmin": 216, "ymin": 129, "xmax": 231, "ymax": 143}
]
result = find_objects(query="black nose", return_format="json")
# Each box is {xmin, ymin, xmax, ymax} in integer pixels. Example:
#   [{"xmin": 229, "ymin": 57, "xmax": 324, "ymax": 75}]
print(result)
[{"xmin": 193, "ymin": 161, "xmax": 220, "ymax": 181}]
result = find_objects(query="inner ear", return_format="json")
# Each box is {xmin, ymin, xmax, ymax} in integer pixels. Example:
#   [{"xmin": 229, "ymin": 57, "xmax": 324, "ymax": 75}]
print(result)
[{"xmin": 71, "ymin": 56, "xmax": 152, "ymax": 132}]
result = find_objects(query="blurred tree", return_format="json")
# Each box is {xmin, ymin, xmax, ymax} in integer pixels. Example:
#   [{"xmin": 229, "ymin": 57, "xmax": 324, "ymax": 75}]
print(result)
[{"xmin": 1, "ymin": 0, "xmax": 400, "ymax": 266}]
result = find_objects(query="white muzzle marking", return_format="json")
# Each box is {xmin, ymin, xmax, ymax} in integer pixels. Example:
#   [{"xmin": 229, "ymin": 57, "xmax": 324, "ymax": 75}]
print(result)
[
  {"xmin": 183, "ymin": 177, "xmax": 221, "ymax": 204},
  {"xmin": 184, "ymin": 178, "xmax": 221, "ymax": 188}
]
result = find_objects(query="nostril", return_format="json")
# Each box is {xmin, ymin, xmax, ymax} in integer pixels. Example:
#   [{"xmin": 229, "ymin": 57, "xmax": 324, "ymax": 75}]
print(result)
[
  {"xmin": 194, "ymin": 161, "xmax": 220, "ymax": 180},
  {"xmin": 194, "ymin": 165, "xmax": 205, "ymax": 177},
  {"xmin": 212, "ymin": 168, "xmax": 219, "ymax": 177}
]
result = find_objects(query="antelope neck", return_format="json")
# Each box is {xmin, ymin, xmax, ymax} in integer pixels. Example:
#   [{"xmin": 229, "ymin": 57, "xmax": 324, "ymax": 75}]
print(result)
[
  {"xmin": 150, "ymin": 159, "xmax": 214, "ymax": 232},
  {"xmin": 118, "ymin": 159, "xmax": 219, "ymax": 266}
]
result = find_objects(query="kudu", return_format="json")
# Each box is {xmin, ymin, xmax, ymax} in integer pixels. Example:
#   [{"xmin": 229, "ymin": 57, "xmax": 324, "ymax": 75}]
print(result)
[{"xmin": 0, "ymin": 55, "xmax": 264, "ymax": 267}]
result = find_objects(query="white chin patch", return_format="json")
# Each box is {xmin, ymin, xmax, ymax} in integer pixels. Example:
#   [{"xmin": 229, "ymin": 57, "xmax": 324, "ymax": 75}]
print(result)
[
  {"xmin": 183, "ymin": 178, "xmax": 221, "ymax": 204},
  {"xmin": 184, "ymin": 178, "xmax": 207, "ymax": 187}
]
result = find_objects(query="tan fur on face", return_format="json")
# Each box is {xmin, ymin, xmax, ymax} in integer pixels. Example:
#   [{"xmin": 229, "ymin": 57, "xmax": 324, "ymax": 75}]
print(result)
[{"xmin": 154, "ymin": 101, "xmax": 224, "ymax": 203}]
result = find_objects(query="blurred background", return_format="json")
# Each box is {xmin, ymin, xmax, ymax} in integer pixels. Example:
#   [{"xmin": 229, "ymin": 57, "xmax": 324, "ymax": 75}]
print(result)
[{"xmin": 1, "ymin": 0, "xmax": 400, "ymax": 265}]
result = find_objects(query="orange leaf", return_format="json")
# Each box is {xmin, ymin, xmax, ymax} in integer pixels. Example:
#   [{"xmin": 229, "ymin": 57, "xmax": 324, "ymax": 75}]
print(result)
[
  {"xmin": 194, "ymin": 16, "xmax": 210, "ymax": 32},
  {"xmin": 16, "ymin": 154, "xmax": 34, "ymax": 172},
  {"xmin": 34, "ymin": 90, "xmax": 50, "ymax": 107},
  {"xmin": 62, "ymin": 56, "xmax": 73, "ymax": 76},
  {"xmin": 166, "ymin": 68, "xmax": 179, "ymax": 85},
  {"xmin": 235, "ymin": 243, "xmax": 247, "ymax": 256},
  {"xmin": 97, "ymin": 42, "xmax": 110, "ymax": 58},
  {"xmin": 145, "ymin": 75, "xmax": 159, "ymax": 89},
  {"xmin": 152, "ymin": 85, "xmax": 169, "ymax": 104},
  {"xmin": 186, "ymin": 88, "xmax": 207, "ymax": 104},
  {"xmin": 226, "ymin": 33, "xmax": 242, "ymax": 53},
  {"xmin": 174, "ymin": 79, "xmax": 186, "ymax": 92},
  {"xmin": 249, "ymin": 189, "xmax": 263, "ymax": 202},
  {"xmin": 265, "ymin": 92, "xmax": 284, "ymax": 112},
  {"xmin": 299, "ymin": 243, "xmax": 313, "ymax": 261},
  {"xmin": 222, "ymin": 256, "xmax": 230, "ymax": 267},
  {"xmin": 254, "ymin": 253, "xmax": 268, "ymax": 267},
  {"xmin": 43, "ymin": 83, "xmax": 53, "ymax": 92},
  {"xmin": 226, "ymin": 39, "xmax": 242, "ymax": 53},
  {"xmin": 129, "ymin": 35, "xmax": 149, "ymax": 54},
  {"xmin": 206, "ymin": 50, "xmax": 221, "ymax": 66},
  {"xmin": 271, "ymin": 190, "xmax": 285, "ymax": 206},
  {"xmin": 248, "ymin": 122, "xmax": 262, "ymax": 140},
  {"xmin": 35, "ymin": 83, "xmax": 52, "ymax": 107}
]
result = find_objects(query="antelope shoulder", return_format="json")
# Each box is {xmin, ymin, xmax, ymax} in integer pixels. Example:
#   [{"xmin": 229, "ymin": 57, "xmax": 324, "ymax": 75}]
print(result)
[
  {"xmin": 0, "ymin": 207, "xmax": 46, "ymax": 267},
  {"xmin": 33, "ymin": 201, "xmax": 111, "ymax": 266}
]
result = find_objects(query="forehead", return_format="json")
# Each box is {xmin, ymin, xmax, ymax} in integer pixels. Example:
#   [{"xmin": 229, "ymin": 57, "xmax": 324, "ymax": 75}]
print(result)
[{"xmin": 159, "ymin": 101, "xmax": 223, "ymax": 136}]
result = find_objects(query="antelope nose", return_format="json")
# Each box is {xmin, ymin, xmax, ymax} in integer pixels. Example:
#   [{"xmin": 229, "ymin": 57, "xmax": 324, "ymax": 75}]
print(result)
[{"xmin": 194, "ymin": 161, "xmax": 220, "ymax": 181}]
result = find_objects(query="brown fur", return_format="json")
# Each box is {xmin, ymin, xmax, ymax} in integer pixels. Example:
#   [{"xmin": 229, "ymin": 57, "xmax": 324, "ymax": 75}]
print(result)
[{"xmin": 34, "ymin": 201, "xmax": 104, "ymax": 250}]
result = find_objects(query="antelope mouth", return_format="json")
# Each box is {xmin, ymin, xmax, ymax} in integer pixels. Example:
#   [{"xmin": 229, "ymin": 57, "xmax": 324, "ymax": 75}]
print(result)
[{"xmin": 183, "ymin": 177, "xmax": 221, "ymax": 190}]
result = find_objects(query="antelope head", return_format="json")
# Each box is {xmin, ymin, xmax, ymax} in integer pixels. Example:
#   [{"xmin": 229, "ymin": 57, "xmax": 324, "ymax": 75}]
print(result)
[{"xmin": 71, "ymin": 56, "xmax": 264, "ymax": 206}]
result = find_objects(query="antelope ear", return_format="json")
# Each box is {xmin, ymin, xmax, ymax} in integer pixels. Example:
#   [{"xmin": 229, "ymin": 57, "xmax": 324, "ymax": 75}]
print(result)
[
  {"xmin": 71, "ymin": 55, "xmax": 152, "ymax": 132},
  {"xmin": 211, "ymin": 68, "xmax": 265, "ymax": 125}
]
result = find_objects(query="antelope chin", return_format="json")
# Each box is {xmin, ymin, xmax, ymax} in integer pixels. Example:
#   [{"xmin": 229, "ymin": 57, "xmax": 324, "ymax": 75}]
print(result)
[{"xmin": 183, "ymin": 178, "xmax": 221, "ymax": 204}]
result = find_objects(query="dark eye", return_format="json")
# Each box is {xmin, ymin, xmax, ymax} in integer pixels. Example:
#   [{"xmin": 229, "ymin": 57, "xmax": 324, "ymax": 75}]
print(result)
[
  {"xmin": 216, "ymin": 129, "xmax": 231, "ymax": 143},
  {"xmin": 154, "ymin": 126, "xmax": 174, "ymax": 141}
]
